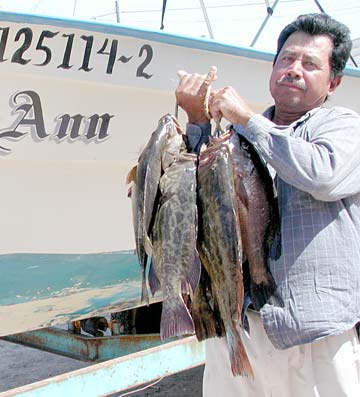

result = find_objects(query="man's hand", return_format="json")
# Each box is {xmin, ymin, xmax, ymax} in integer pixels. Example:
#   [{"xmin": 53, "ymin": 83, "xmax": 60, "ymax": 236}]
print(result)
[
  {"xmin": 175, "ymin": 66, "xmax": 217, "ymax": 124},
  {"xmin": 209, "ymin": 86, "xmax": 254, "ymax": 127}
]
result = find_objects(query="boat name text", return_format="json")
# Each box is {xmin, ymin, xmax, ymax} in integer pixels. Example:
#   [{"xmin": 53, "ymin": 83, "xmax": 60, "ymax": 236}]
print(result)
[
  {"xmin": 0, "ymin": 90, "xmax": 113, "ymax": 153},
  {"xmin": 0, "ymin": 26, "xmax": 154, "ymax": 78}
]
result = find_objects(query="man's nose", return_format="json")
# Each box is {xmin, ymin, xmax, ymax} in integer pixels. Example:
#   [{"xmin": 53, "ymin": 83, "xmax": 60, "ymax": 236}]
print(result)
[{"xmin": 286, "ymin": 60, "xmax": 302, "ymax": 78}]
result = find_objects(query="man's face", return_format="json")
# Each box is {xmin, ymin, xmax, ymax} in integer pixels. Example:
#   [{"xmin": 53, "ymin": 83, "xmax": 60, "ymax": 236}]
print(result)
[{"xmin": 269, "ymin": 31, "xmax": 341, "ymax": 114}]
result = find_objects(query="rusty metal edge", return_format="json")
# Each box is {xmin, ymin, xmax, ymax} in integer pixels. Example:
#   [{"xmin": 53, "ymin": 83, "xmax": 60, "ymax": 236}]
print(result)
[{"xmin": 0, "ymin": 335, "xmax": 205, "ymax": 397}]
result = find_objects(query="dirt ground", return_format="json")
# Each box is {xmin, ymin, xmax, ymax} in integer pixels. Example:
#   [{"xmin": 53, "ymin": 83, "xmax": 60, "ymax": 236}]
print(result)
[{"xmin": 0, "ymin": 338, "xmax": 204, "ymax": 396}]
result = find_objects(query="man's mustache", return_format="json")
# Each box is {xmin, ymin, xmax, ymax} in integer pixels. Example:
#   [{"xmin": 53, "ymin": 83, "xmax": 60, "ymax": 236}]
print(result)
[{"xmin": 276, "ymin": 76, "xmax": 306, "ymax": 91}]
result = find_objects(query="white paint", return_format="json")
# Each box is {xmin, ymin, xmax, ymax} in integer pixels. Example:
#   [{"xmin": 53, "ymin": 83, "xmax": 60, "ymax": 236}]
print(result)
[{"xmin": 0, "ymin": 14, "xmax": 359, "ymax": 254}]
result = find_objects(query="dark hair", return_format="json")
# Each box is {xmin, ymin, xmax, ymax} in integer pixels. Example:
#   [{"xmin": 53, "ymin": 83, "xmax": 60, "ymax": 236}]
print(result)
[{"xmin": 274, "ymin": 13, "xmax": 352, "ymax": 77}]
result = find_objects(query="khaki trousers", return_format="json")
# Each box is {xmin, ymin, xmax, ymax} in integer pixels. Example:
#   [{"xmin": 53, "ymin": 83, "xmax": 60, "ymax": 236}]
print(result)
[{"xmin": 203, "ymin": 311, "xmax": 360, "ymax": 397}]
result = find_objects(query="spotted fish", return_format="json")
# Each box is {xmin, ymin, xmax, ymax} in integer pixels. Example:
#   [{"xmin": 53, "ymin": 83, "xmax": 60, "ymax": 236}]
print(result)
[
  {"xmin": 127, "ymin": 114, "xmax": 184, "ymax": 303},
  {"xmin": 149, "ymin": 151, "xmax": 201, "ymax": 340},
  {"xmin": 196, "ymin": 139, "xmax": 253, "ymax": 378}
]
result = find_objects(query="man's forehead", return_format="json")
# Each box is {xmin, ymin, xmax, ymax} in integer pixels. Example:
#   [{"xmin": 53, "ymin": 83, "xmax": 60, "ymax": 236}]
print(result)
[
  {"xmin": 283, "ymin": 32, "xmax": 332, "ymax": 48},
  {"xmin": 279, "ymin": 48, "xmax": 322, "ymax": 60},
  {"xmin": 279, "ymin": 33, "xmax": 333, "ymax": 58}
]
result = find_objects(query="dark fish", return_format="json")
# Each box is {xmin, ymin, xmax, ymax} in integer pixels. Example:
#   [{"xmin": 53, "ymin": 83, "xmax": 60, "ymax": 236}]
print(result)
[
  {"xmin": 197, "ymin": 140, "xmax": 253, "ymax": 378},
  {"xmin": 227, "ymin": 129, "xmax": 281, "ymax": 310},
  {"xmin": 127, "ymin": 114, "xmax": 184, "ymax": 303},
  {"xmin": 149, "ymin": 152, "xmax": 201, "ymax": 340},
  {"xmin": 192, "ymin": 264, "xmax": 225, "ymax": 341}
]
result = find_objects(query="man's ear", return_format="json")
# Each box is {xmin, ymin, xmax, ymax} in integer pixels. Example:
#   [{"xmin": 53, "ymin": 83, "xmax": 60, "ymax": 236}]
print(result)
[{"xmin": 327, "ymin": 75, "xmax": 342, "ymax": 97}]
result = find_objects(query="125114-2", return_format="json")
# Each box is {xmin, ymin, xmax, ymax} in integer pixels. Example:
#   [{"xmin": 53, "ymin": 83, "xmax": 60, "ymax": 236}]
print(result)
[{"xmin": 0, "ymin": 26, "xmax": 154, "ymax": 78}]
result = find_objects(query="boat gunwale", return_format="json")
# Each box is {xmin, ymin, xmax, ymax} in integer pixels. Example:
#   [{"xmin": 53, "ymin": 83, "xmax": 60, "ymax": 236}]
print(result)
[{"xmin": 1, "ymin": 10, "xmax": 358, "ymax": 77}]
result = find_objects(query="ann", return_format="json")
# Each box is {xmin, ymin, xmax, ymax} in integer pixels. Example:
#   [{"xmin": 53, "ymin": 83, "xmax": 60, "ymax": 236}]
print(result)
[{"xmin": 0, "ymin": 90, "xmax": 113, "ymax": 153}]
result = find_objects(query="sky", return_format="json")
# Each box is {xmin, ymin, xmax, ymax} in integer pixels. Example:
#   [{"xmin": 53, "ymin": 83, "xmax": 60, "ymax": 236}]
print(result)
[{"xmin": 0, "ymin": 0, "xmax": 359, "ymax": 55}]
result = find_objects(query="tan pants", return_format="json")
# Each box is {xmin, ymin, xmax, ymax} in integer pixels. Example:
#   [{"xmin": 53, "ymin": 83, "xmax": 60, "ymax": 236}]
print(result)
[{"xmin": 203, "ymin": 311, "xmax": 360, "ymax": 397}]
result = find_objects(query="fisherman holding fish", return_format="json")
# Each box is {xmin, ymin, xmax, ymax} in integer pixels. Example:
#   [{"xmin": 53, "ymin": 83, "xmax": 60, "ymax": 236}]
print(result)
[{"xmin": 176, "ymin": 13, "xmax": 360, "ymax": 397}]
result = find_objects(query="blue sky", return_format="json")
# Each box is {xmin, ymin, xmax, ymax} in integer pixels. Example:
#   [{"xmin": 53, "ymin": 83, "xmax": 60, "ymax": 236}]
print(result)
[{"xmin": 0, "ymin": 1, "xmax": 359, "ymax": 53}]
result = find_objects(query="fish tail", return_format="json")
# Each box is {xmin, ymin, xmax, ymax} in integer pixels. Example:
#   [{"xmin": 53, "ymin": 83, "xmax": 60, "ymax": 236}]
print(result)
[
  {"xmin": 226, "ymin": 327, "xmax": 254, "ymax": 378},
  {"xmin": 250, "ymin": 273, "xmax": 284, "ymax": 310},
  {"xmin": 160, "ymin": 296, "xmax": 195, "ymax": 340},
  {"xmin": 187, "ymin": 250, "xmax": 202, "ymax": 294},
  {"xmin": 137, "ymin": 249, "xmax": 149, "ymax": 304},
  {"xmin": 148, "ymin": 259, "xmax": 161, "ymax": 296},
  {"xmin": 140, "ymin": 263, "xmax": 149, "ymax": 305},
  {"xmin": 126, "ymin": 164, "xmax": 137, "ymax": 185}
]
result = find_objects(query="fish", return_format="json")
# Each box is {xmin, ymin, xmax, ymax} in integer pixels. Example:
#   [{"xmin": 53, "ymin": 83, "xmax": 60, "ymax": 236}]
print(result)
[
  {"xmin": 191, "ymin": 264, "xmax": 225, "ymax": 341},
  {"xmin": 196, "ymin": 139, "xmax": 253, "ymax": 378},
  {"xmin": 149, "ymin": 151, "xmax": 201, "ymax": 340},
  {"xmin": 126, "ymin": 114, "xmax": 184, "ymax": 303},
  {"xmin": 227, "ymin": 129, "xmax": 281, "ymax": 310},
  {"xmin": 126, "ymin": 112, "xmax": 279, "ymax": 375}
]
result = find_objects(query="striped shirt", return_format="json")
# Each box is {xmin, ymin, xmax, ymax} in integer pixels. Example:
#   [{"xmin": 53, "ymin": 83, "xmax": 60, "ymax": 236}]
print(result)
[{"xmin": 233, "ymin": 105, "xmax": 360, "ymax": 349}]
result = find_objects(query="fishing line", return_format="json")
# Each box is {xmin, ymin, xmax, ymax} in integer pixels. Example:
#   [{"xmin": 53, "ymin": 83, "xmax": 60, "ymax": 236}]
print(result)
[
  {"xmin": 116, "ymin": 376, "xmax": 165, "ymax": 396},
  {"xmin": 203, "ymin": 84, "xmax": 226, "ymax": 136},
  {"xmin": 203, "ymin": 84, "xmax": 212, "ymax": 120}
]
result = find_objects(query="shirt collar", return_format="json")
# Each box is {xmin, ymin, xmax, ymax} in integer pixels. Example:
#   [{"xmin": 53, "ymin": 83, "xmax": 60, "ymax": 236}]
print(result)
[{"xmin": 263, "ymin": 105, "xmax": 322, "ymax": 129}]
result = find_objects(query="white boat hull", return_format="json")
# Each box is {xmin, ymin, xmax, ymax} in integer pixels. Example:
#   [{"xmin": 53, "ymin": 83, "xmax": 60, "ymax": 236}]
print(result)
[{"xmin": 0, "ymin": 11, "xmax": 359, "ymax": 336}]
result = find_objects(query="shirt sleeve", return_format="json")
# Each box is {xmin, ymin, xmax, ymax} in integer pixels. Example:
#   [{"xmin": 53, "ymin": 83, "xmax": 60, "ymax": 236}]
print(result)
[
  {"xmin": 185, "ymin": 123, "xmax": 211, "ymax": 154},
  {"xmin": 233, "ymin": 108, "xmax": 360, "ymax": 201}
]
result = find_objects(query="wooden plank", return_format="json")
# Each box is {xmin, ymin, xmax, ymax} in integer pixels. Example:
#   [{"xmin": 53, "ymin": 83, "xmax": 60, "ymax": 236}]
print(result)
[{"xmin": 0, "ymin": 336, "xmax": 205, "ymax": 397}]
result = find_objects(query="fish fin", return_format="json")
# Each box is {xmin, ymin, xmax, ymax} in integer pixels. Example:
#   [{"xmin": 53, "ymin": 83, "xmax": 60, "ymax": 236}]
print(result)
[
  {"xmin": 160, "ymin": 296, "xmax": 195, "ymax": 340},
  {"xmin": 148, "ymin": 259, "xmax": 161, "ymax": 296},
  {"xmin": 192, "ymin": 274, "xmax": 221, "ymax": 341},
  {"xmin": 226, "ymin": 327, "xmax": 254, "ymax": 378},
  {"xmin": 141, "ymin": 266, "xmax": 149, "ymax": 305},
  {"xmin": 127, "ymin": 185, "xmax": 132, "ymax": 198},
  {"xmin": 137, "ymin": 249, "xmax": 149, "ymax": 304},
  {"xmin": 126, "ymin": 164, "xmax": 137, "ymax": 185},
  {"xmin": 144, "ymin": 234, "xmax": 153, "ymax": 257},
  {"xmin": 235, "ymin": 175, "xmax": 249, "ymax": 209},
  {"xmin": 181, "ymin": 280, "xmax": 191, "ymax": 295},
  {"xmin": 141, "ymin": 271, "xmax": 149, "ymax": 305},
  {"xmin": 189, "ymin": 250, "xmax": 202, "ymax": 294},
  {"xmin": 267, "ymin": 222, "xmax": 282, "ymax": 260},
  {"xmin": 249, "ymin": 274, "xmax": 284, "ymax": 310}
]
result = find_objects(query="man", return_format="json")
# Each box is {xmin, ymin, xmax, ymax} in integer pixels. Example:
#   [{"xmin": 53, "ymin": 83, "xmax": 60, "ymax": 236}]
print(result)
[{"xmin": 176, "ymin": 13, "xmax": 360, "ymax": 396}]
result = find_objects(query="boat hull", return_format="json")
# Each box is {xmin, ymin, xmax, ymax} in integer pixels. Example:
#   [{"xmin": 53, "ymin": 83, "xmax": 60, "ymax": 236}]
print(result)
[{"xmin": 0, "ymin": 11, "xmax": 359, "ymax": 336}]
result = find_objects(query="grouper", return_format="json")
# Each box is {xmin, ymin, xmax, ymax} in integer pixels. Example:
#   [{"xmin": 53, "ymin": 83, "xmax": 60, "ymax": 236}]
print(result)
[
  {"xmin": 149, "ymin": 151, "xmax": 201, "ymax": 340},
  {"xmin": 227, "ymin": 129, "xmax": 281, "ymax": 310},
  {"xmin": 127, "ymin": 114, "xmax": 184, "ymax": 303},
  {"xmin": 196, "ymin": 140, "xmax": 253, "ymax": 378}
]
